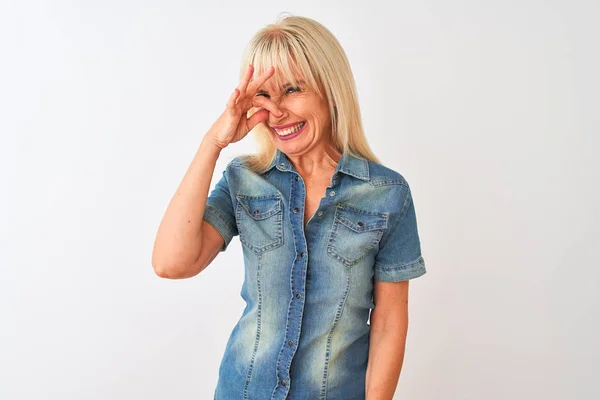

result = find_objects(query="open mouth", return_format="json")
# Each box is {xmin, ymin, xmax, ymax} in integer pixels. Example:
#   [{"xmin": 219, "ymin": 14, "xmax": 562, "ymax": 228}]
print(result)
[{"xmin": 273, "ymin": 121, "xmax": 306, "ymax": 137}]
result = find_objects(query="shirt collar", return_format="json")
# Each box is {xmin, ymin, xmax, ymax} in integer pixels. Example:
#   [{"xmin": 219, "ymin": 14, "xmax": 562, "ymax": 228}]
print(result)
[{"xmin": 267, "ymin": 148, "xmax": 370, "ymax": 181}]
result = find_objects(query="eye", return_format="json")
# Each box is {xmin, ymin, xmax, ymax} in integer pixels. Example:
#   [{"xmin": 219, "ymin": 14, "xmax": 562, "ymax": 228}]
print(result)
[
  {"xmin": 255, "ymin": 93, "xmax": 270, "ymax": 98},
  {"xmin": 286, "ymin": 86, "xmax": 301, "ymax": 94}
]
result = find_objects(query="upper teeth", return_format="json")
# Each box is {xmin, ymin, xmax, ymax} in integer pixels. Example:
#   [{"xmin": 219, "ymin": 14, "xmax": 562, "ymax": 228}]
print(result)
[{"xmin": 275, "ymin": 121, "xmax": 305, "ymax": 136}]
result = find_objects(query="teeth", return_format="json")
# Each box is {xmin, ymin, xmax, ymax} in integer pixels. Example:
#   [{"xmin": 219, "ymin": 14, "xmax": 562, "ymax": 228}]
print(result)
[{"xmin": 275, "ymin": 121, "xmax": 305, "ymax": 136}]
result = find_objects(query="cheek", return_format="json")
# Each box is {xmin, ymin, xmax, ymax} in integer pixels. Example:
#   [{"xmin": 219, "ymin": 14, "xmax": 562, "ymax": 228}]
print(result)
[
  {"xmin": 282, "ymin": 98, "xmax": 307, "ymax": 115},
  {"xmin": 281, "ymin": 97, "xmax": 330, "ymax": 126},
  {"xmin": 312, "ymin": 103, "xmax": 330, "ymax": 126}
]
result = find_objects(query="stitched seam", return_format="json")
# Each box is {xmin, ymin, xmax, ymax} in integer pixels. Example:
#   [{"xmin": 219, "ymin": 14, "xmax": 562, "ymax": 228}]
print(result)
[
  {"xmin": 236, "ymin": 200, "xmax": 283, "ymax": 255},
  {"xmin": 320, "ymin": 273, "xmax": 350, "ymax": 400},
  {"xmin": 377, "ymin": 186, "xmax": 409, "ymax": 246},
  {"xmin": 271, "ymin": 180, "xmax": 295, "ymax": 400},
  {"xmin": 374, "ymin": 255, "xmax": 424, "ymax": 270},
  {"xmin": 397, "ymin": 186, "xmax": 413, "ymax": 225},
  {"xmin": 237, "ymin": 193, "xmax": 281, "ymax": 200},
  {"xmin": 327, "ymin": 205, "xmax": 386, "ymax": 268},
  {"xmin": 205, "ymin": 204, "xmax": 236, "ymax": 233},
  {"xmin": 274, "ymin": 291, "xmax": 295, "ymax": 399},
  {"xmin": 369, "ymin": 179, "xmax": 408, "ymax": 188},
  {"xmin": 243, "ymin": 254, "xmax": 263, "ymax": 399},
  {"xmin": 284, "ymin": 174, "xmax": 298, "ymax": 395}
]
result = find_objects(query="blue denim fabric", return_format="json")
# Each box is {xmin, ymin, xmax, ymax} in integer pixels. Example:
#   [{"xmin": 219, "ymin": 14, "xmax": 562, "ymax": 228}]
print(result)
[{"xmin": 203, "ymin": 148, "xmax": 426, "ymax": 400}]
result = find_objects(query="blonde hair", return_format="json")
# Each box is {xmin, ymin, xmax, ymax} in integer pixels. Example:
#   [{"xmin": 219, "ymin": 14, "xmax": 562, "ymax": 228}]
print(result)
[{"xmin": 238, "ymin": 14, "xmax": 381, "ymax": 173}]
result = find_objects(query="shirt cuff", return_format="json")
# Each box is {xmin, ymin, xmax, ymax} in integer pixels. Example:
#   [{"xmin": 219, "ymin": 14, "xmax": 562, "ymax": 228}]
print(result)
[
  {"xmin": 202, "ymin": 204, "xmax": 236, "ymax": 252},
  {"xmin": 374, "ymin": 255, "xmax": 427, "ymax": 282}
]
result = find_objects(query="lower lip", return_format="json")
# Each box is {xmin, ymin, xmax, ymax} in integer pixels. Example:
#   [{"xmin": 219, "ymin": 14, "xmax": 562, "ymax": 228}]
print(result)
[{"xmin": 274, "ymin": 122, "xmax": 307, "ymax": 141}]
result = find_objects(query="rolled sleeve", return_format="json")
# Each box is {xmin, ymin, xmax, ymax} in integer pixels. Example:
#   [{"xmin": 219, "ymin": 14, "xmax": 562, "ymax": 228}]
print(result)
[
  {"xmin": 202, "ymin": 168, "xmax": 238, "ymax": 252},
  {"xmin": 374, "ymin": 183, "xmax": 427, "ymax": 282}
]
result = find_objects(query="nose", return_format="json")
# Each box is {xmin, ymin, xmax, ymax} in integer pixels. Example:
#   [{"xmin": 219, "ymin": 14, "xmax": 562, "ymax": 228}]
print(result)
[
  {"xmin": 269, "ymin": 100, "xmax": 286, "ymax": 119},
  {"xmin": 270, "ymin": 95, "xmax": 284, "ymax": 108},
  {"xmin": 269, "ymin": 112, "xmax": 286, "ymax": 128}
]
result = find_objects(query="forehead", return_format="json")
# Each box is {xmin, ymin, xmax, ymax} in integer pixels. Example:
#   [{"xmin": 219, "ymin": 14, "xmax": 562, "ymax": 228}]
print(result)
[
  {"xmin": 250, "ymin": 58, "xmax": 311, "ymax": 88},
  {"xmin": 252, "ymin": 58, "xmax": 302, "ymax": 82}
]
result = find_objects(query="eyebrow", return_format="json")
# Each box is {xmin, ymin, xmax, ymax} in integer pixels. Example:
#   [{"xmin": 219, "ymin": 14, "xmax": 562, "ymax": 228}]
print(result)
[{"xmin": 257, "ymin": 80, "xmax": 306, "ymax": 95}]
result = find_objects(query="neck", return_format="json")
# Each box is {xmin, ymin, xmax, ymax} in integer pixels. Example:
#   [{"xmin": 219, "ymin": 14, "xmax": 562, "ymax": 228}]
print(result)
[{"xmin": 286, "ymin": 143, "xmax": 342, "ymax": 178}]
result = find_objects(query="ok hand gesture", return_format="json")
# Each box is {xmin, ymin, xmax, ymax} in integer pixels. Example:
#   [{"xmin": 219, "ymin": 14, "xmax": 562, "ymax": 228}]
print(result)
[{"xmin": 207, "ymin": 65, "xmax": 282, "ymax": 149}]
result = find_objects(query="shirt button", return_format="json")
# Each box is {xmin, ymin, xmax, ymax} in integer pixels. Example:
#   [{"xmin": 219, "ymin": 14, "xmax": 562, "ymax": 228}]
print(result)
[
  {"xmin": 329, "ymin": 190, "xmax": 335, "ymax": 196},
  {"xmin": 279, "ymin": 162, "xmax": 286, "ymax": 168},
  {"xmin": 288, "ymin": 340, "xmax": 294, "ymax": 346},
  {"xmin": 295, "ymin": 175, "xmax": 300, "ymax": 181},
  {"xmin": 296, "ymin": 293, "xmax": 302, "ymax": 299},
  {"xmin": 293, "ymin": 207, "xmax": 299, "ymax": 213},
  {"xmin": 317, "ymin": 211, "xmax": 323, "ymax": 217},
  {"xmin": 300, "ymin": 252, "xmax": 305, "ymax": 258},
  {"xmin": 281, "ymin": 380, "xmax": 287, "ymax": 387}
]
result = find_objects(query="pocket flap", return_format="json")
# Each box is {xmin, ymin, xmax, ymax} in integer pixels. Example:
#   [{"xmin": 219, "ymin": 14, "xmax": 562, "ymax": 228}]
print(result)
[
  {"xmin": 236, "ymin": 193, "xmax": 282, "ymax": 220},
  {"xmin": 334, "ymin": 203, "xmax": 388, "ymax": 232}
]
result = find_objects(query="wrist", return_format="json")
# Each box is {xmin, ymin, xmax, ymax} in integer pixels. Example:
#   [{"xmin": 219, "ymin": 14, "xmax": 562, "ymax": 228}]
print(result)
[{"xmin": 201, "ymin": 134, "xmax": 226, "ymax": 153}]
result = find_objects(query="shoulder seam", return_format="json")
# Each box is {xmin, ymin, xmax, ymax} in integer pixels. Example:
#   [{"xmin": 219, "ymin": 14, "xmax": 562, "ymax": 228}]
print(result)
[{"xmin": 369, "ymin": 179, "xmax": 408, "ymax": 188}]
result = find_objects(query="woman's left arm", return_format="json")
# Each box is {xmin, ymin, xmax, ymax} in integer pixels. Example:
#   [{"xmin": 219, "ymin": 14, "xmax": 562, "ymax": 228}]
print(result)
[{"xmin": 365, "ymin": 279, "xmax": 410, "ymax": 400}]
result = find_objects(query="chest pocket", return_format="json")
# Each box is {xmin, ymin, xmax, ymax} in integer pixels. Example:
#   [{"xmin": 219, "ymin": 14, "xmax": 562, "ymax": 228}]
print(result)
[
  {"xmin": 235, "ymin": 193, "xmax": 283, "ymax": 254},
  {"xmin": 327, "ymin": 203, "xmax": 388, "ymax": 268}
]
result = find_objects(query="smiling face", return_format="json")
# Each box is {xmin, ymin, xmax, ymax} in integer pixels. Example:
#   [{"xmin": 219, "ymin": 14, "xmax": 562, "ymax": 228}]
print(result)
[{"xmin": 256, "ymin": 75, "xmax": 333, "ymax": 157}]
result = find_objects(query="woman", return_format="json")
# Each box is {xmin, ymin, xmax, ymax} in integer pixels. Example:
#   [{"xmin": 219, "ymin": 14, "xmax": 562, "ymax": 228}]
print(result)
[{"xmin": 152, "ymin": 15, "xmax": 426, "ymax": 400}]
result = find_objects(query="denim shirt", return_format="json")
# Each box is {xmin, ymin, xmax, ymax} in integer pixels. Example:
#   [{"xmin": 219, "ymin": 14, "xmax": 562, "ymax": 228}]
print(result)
[{"xmin": 203, "ymin": 148, "xmax": 426, "ymax": 400}]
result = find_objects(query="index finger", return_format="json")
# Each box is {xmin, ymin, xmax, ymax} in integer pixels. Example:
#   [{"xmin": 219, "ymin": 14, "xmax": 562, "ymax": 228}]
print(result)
[
  {"xmin": 237, "ymin": 64, "xmax": 255, "ymax": 99},
  {"xmin": 247, "ymin": 66, "xmax": 276, "ymax": 96}
]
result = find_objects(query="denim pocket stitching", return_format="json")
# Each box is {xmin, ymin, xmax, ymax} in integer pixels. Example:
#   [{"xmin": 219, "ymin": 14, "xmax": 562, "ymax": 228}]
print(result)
[
  {"xmin": 235, "ymin": 193, "xmax": 283, "ymax": 254},
  {"xmin": 237, "ymin": 194, "xmax": 281, "ymax": 220},
  {"xmin": 326, "ymin": 203, "xmax": 388, "ymax": 268}
]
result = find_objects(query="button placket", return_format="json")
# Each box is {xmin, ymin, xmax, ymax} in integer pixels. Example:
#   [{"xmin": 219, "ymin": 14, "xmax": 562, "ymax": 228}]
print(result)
[{"xmin": 270, "ymin": 166, "xmax": 306, "ymax": 397}]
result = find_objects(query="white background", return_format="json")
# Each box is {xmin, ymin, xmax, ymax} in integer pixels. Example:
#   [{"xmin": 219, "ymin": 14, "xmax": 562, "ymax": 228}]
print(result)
[{"xmin": 1, "ymin": 0, "xmax": 598, "ymax": 399}]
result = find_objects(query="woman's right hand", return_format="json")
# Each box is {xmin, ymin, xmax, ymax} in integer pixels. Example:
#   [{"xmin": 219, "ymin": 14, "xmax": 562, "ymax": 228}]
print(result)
[{"xmin": 207, "ymin": 64, "xmax": 282, "ymax": 150}]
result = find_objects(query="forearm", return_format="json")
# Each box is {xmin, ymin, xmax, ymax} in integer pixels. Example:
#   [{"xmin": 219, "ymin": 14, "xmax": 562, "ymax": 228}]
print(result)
[
  {"xmin": 365, "ymin": 319, "xmax": 408, "ymax": 399},
  {"xmin": 152, "ymin": 134, "xmax": 222, "ymax": 275}
]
